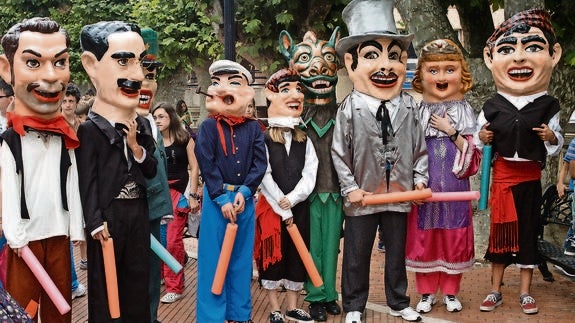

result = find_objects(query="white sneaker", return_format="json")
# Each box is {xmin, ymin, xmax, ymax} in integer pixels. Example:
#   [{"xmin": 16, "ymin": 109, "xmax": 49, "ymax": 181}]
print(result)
[
  {"xmin": 72, "ymin": 283, "xmax": 86, "ymax": 300},
  {"xmin": 160, "ymin": 292, "xmax": 182, "ymax": 304},
  {"xmin": 443, "ymin": 295, "xmax": 462, "ymax": 312},
  {"xmin": 345, "ymin": 311, "xmax": 362, "ymax": 323},
  {"xmin": 389, "ymin": 306, "xmax": 422, "ymax": 322},
  {"xmin": 416, "ymin": 294, "xmax": 436, "ymax": 313}
]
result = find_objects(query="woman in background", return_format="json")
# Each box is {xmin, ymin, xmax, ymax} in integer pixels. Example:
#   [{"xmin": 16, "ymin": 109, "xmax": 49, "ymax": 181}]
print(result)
[{"xmin": 152, "ymin": 102, "xmax": 200, "ymax": 304}]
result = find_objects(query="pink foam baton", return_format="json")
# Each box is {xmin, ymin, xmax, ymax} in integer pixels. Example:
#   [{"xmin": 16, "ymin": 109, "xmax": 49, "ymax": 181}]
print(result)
[
  {"xmin": 425, "ymin": 191, "xmax": 480, "ymax": 202},
  {"xmin": 362, "ymin": 188, "xmax": 432, "ymax": 206},
  {"xmin": 21, "ymin": 246, "xmax": 71, "ymax": 315}
]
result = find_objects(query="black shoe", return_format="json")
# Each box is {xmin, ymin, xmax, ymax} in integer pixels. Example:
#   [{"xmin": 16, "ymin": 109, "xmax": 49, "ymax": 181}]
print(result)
[
  {"xmin": 308, "ymin": 302, "xmax": 327, "ymax": 321},
  {"xmin": 323, "ymin": 300, "xmax": 341, "ymax": 315},
  {"xmin": 285, "ymin": 309, "xmax": 312, "ymax": 322},
  {"xmin": 269, "ymin": 311, "xmax": 285, "ymax": 323}
]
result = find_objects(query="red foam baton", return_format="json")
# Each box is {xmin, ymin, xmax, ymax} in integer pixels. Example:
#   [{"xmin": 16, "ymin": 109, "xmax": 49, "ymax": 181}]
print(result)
[
  {"xmin": 21, "ymin": 246, "xmax": 71, "ymax": 315},
  {"xmin": 211, "ymin": 223, "xmax": 238, "ymax": 295},
  {"xmin": 425, "ymin": 191, "xmax": 480, "ymax": 202},
  {"xmin": 362, "ymin": 188, "xmax": 433, "ymax": 206},
  {"xmin": 286, "ymin": 224, "xmax": 323, "ymax": 287},
  {"xmin": 101, "ymin": 238, "xmax": 120, "ymax": 319}
]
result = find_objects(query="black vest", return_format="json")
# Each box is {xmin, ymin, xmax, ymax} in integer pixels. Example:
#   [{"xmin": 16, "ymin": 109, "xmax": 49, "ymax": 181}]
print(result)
[
  {"xmin": 265, "ymin": 132, "xmax": 306, "ymax": 194},
  {"xmin": 0, "ymin": 129, "xmax": 70, "ymax": 219},
  {"xmin": 483, "ymin": 94, "xmax": 560, "ymax": 166}
]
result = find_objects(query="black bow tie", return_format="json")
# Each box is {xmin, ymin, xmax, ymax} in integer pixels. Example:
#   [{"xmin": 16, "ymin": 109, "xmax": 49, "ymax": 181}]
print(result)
[{"xmin": 376, "ymin": 100, "xmax": 393, "ymax": 145}]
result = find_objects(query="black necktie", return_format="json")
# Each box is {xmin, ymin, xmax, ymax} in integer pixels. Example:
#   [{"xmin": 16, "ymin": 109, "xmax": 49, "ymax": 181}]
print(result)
[{"xmin": 376, "ymin": 100, "xmax": 392, "ymax": 145}]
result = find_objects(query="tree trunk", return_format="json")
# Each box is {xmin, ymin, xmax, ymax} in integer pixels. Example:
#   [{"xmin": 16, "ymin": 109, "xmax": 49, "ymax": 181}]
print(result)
[
  {"xmin": 395, "ymin": 0, "xmax": 459, "ymax": 53},
  {"xmin": 504, "ymin": 0, "xmax": 545, "ymax": 18},
  {"xmin": 456, "ymin": 2, "xmax": 495, "ymax": 58}
]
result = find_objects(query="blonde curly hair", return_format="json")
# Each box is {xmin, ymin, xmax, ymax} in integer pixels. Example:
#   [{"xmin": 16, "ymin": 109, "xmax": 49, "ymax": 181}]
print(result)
[{"xmin": 411, "ymin": 39, "xmax": 473, "ymax": 94}]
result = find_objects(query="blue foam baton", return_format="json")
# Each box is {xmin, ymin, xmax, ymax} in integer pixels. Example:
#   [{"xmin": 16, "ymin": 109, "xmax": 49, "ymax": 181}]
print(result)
[
  {"xmin": 150, "ymin": 234, "xmax": 183, "ymax": 274},
  {"xmin": 479, "ymin": 145, "xmax": 492, "ymax": 210}
]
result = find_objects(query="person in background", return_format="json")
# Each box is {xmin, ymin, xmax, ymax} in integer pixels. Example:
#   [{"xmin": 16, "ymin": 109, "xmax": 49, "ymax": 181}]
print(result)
[
  {"xmin": 152, "ymin": 102, "xmax": 200, "ymax": 304},
  {"xmin": 477, "ymin": 9, "xmax": 563, "ymax": 315},
  {"xmin": 0, "ymin": 77, "xmax": 13, "ymax": 133},
  {"xmin": 332, "ymin": 1, "xmax": 428, "ymax": 322},
  {"xmin": 61, "ymin": 83, "xmax": 88, "ymax": 300},
  {"xmin": 176, "ymin": 99, "xmax": 196, "ymax": 139},
  {"xmin": 255, "ymin": 68, "xmax": 318, "ymax": 323},
  {"xmin": 194, "ymin": 60, "xmax": 267, "ymax": 323},
  {"xmin": 406, "ymin": 39, "xmax": 479, "ymax": 314}
]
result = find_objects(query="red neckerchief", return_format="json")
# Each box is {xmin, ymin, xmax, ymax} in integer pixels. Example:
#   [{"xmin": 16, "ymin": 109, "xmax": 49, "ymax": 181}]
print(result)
[
  {"xmin": 209, "ymin": 113, "xmax": 247, "ymax": 156},
  {"xmin": 7, "ymin": 111, "xmax": 80, "ymax": 149}
]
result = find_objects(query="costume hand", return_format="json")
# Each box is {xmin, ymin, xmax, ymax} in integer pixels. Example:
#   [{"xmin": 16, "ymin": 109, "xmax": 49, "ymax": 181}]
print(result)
[
  {"xmin": 93, "ymin": 222, "xmax": 111, "ymax": 241},
  {"xmin": 233, "ymin": 192, "xmax": 245, "ymax": 214},
  {"xmin": 189, "ymin": 197, "xmax": 200, "ymax": 213},
  {"xmin": 479, "ymin": 123, "xmax": 493, "ymax": 144},
  {"xmin": 557, "ymin": 182, "xmax": 567, "ymax": 198},
  {"xmin": 412, "ymin": 183, "xmax": 427, "ymax": 205},
  {"xmin": 430, "ymin": 114, "xmax": 452, "ymax": 133},
  {"xmin": 347, "ymin": 189, "xmax": 371, "ymax": 205},
  {"xmin": 532, "ymin": 123, "xmax": 556, "ymax": 143},
  {"xmin": 12, "ymin": 246, "xmax": 24, "ymax": 258},
  {"xmin": 279, "ymin": 196, "xmax": 292, "ymax": 210},
  {"xmin": 221, "ymin": 202, "xmax": 237, "ymax": 223},
  {"xmin": 123, "ymin": 119, "xmax": 143, "ymax": 159},
  {"xmin": 284, "ymin": 217, "xmax": 293, "ymax": 226}
]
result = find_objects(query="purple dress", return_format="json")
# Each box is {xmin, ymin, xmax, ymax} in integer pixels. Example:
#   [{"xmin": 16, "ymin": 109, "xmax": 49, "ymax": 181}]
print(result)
[{"xmin": 406, "ymin": 100, "xmax": 477, "ymax": 274}]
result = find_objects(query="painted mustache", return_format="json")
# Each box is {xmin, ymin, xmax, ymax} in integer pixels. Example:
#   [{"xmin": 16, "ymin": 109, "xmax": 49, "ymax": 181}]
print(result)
[{"xmin": 117, "ymin": 79, "xmax": 142, "ymax": 91}]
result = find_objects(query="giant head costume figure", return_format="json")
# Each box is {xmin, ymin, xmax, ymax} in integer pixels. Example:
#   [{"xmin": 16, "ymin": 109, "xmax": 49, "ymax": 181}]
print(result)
[
  {"xmin": 412, "ymin": 39, "xmax": 473, "ymax": 103},
  {"xmin": 0, "ymin": 17, "xmax": 71, "ymax": 118},
  {"xmin": 205, "ymin": 59, "xmax": 255, "ymax": 117},
  {"xmin": 138, "ymin": 27, "xmax": 163, "ymax": 115},
  {"xmin": 483, "ymin": 8, "xmax": 561, "ymax": 97},
  {"xmin": 80, "ymin": 21, "xmax": 146, "ymax": 121},
  {"xmin": 336, "ymin": 0, "xmax": 413, "ymax": 101},
  {"xmin": 280, "ymin": 28, "xmax": 340, "ymax": 107}
]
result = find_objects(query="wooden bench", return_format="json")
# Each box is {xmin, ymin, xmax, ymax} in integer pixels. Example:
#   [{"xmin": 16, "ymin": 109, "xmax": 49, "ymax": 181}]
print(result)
[{"xmin": 538, "ymin": 184, "xmax": 575, "ymax": 281}]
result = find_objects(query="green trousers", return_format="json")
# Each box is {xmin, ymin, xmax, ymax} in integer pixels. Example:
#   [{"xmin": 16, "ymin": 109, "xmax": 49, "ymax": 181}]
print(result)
[{"xmin": 304, "ymin": 193, "xmax": 344, "ymax": 303}]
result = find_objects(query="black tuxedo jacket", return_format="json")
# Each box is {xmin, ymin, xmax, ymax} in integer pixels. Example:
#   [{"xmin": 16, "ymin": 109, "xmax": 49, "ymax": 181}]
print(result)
[{"xmin": 75, "ymin": 111, "xmax": 157, "ymax": 234}]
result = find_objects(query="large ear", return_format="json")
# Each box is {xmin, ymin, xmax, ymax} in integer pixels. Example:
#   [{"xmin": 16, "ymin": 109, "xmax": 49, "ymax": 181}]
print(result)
[
  {"xmin": 328, "ymin": 26, "xmax": 341, "ymax": 48},
  {"xmin": 551, "ymin": 43, "xmax": 562, "ymax": 68},
  {"xmin": 279, "ymin": 30, "xmax": 294, "ymax": 63},
  {"xmin": 264, "ymin": 87, "xmax": 275, "ymax": 101},
  {"xmin": 80, "ymin": 51, "xmax": 98, "ymax": 82},
  {"xmin": 483, "ymin": 46, "xmax": 493, "ymax": 71},
  {"xmin": 0, "ymin": 55, "xmax": 12, "ymax": 85}
]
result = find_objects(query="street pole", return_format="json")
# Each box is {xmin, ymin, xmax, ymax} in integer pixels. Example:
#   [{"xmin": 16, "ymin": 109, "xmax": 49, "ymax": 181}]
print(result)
[{"xmin": 223, "ymin": 0, "xmax": 236, "ymax": 61}]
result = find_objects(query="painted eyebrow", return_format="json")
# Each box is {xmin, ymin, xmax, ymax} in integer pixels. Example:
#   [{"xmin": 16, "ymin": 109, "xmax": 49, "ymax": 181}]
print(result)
[
  {"xmin": 210, "ymin": 76, "xmax": 221, "ymax": 81},
  {"xmin": 55, "ymin": 48, "xmax": 69, "ymax": 58},
  {"xmin": 388, "ymin": 40, "xmax": 402, "ymax": 52},
  {"xmin": 111, "ymin": 51, "xmax": 136, "ymax": 59},
  {"xmin": 228, "ymin": 75, "xmax": 244, "ymax": 81},
  {"xmin": 496, "ymin": 36, "xmax": 517, "ymax": 47},
  {"xmin": 278, "ymin": 82, "xmax": 291, "ymax": 90},
  {"xmin": 521, "ymin": 35, "xmax": 547, "ymax": 45},
  {"xmin": 22, "ymin": 49, "xmax": 42, "ymax": 57},
  {"xmin": 358, "ymin": 40, "xmax": 383, "ymax": 52},
  {"xmin": 139, "ymin": 51, "xmax": 147, "ymax": 60}
]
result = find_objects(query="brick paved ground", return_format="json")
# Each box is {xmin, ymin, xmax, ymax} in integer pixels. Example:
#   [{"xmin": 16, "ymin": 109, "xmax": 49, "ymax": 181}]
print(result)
[{"xmin": 71, "ymin": 231, "xmax": 575, "ymax": 322}]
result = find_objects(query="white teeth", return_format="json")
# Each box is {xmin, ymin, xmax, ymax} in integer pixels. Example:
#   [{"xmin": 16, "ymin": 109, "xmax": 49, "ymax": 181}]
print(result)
[
  {"xmin": 509, "ymin": 68, "xmax": 532, "ymax": 75},
  {"xmin": 310, "ymin": 86, "xmax": 333, "ymax": 94},
  {"xmin": 312, "ymin": 80, "xmax": 330, "ymax": 87}
]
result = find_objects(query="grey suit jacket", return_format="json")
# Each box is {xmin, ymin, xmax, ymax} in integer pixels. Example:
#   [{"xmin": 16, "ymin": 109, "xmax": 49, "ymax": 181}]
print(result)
[{"xmin": 331, "ymin": 90, "xmax": 428, "ymax": 216}]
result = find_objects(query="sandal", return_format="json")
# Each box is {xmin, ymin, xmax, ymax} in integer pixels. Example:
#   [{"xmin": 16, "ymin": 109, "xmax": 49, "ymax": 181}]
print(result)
[{"xmin": 160, "ymin": 292, "xmax": 182, "ymax": 304}]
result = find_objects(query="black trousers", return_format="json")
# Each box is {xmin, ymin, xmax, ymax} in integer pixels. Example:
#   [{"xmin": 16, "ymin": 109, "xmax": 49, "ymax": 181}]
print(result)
[
  {"xmin": 87, "ymin": 198, "xmax": 150, "ymax": 323},
  {"xmin": 342, "ymin": 211, "xmax": 410, "ymax": 313}
]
